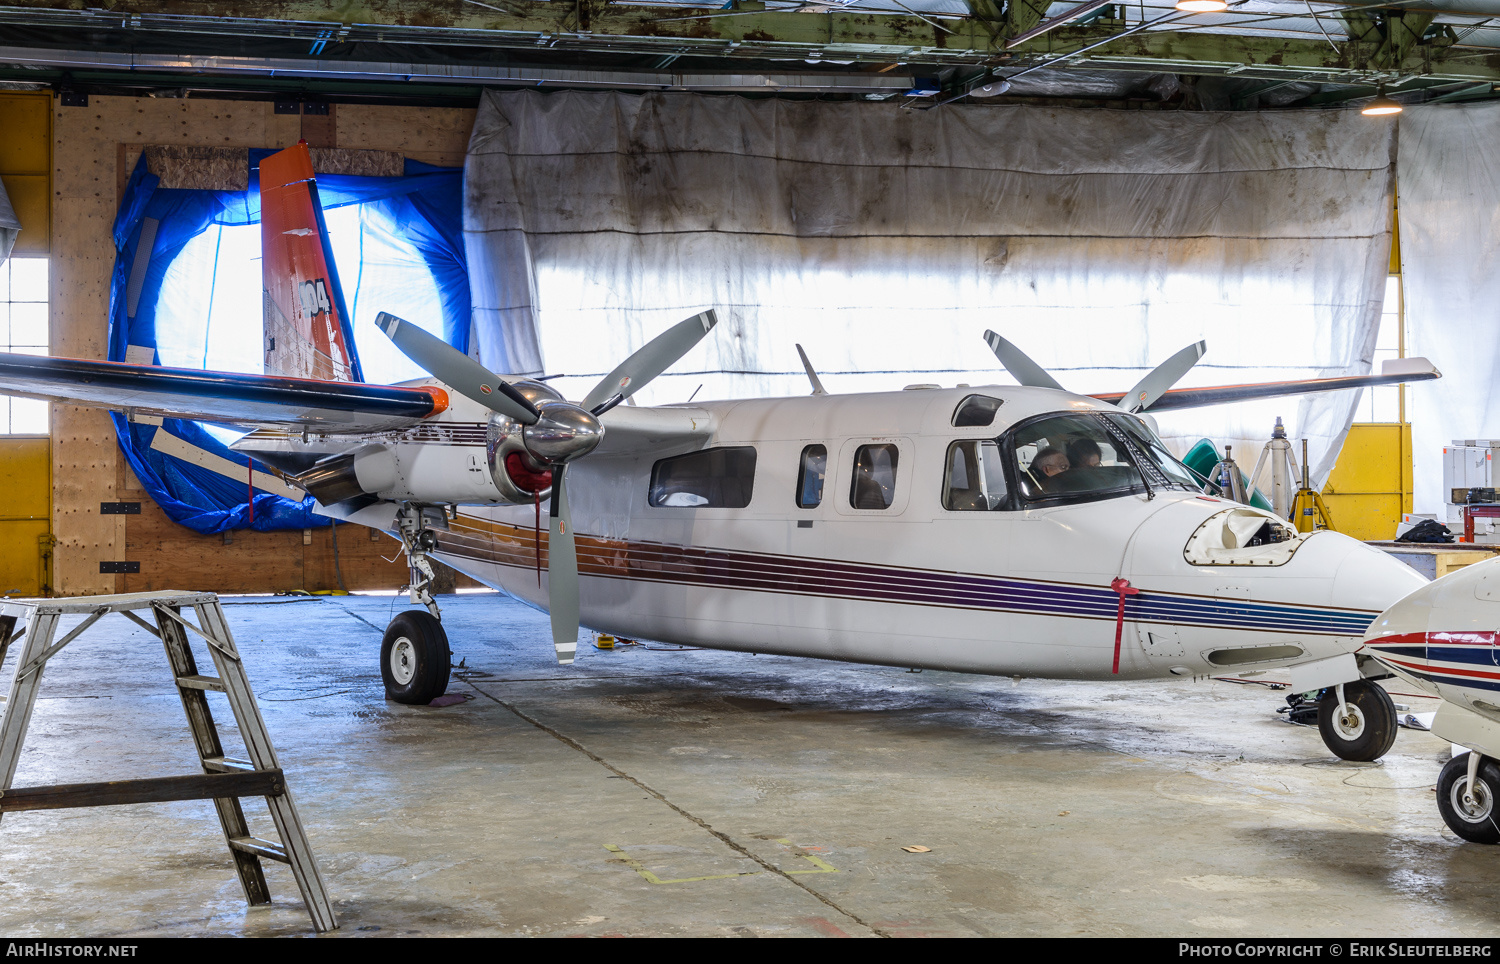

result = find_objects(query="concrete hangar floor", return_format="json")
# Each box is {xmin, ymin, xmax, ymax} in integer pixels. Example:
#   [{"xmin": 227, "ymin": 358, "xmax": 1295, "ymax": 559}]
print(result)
[{"xmin": 0, "ymin": 591, "xmax": 1487, "ymax": 938}]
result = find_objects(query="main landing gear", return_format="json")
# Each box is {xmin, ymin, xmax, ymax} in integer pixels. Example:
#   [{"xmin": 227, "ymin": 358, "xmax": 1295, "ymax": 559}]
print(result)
[
  {"xmin": 1438, "ymin": 752, "xmax": 1500, "ymax": 844},
  {"xmin": 381, "ymin": 504, "xmax": 452, "ymax": 705},
  {"xmin": 1316, "ymin": 679, "xmax": 1398, "ymax": 762}
]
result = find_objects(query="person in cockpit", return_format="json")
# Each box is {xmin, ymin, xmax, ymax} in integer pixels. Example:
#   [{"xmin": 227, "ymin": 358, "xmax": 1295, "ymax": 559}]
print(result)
[
  {"xmin": 1033, "ymin": 447, "xmax": 1069, "ymax": 481},
  {"xmin": 1066, "ymin": 437, "xmax": 1102, "ymax": 470}
]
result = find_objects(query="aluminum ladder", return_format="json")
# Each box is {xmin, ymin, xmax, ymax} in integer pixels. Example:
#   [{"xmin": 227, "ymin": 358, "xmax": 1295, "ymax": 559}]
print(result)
[{"xmin": 0, "ymin": 590, "xmax": 337, "ymax": 933}]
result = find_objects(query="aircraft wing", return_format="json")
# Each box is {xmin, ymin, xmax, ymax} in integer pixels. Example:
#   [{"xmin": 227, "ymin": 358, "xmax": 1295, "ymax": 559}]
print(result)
[
  {"xmin": 1091, "ymin": 358, "xmax": 1441, "ymax": 413},
  {"xmin": 0, "ymin": 352, "xmax": 445, "ymax": 432}
]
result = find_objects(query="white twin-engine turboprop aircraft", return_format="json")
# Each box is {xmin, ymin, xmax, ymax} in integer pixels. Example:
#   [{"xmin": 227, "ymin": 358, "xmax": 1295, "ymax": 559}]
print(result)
[
  {"xmin": 1358, "ymin": 558, "xmax": 1500, "ymax": 842},
  {"xmin": 0, "ymin": 143, "xmax": 1442, "ymax": 765}
]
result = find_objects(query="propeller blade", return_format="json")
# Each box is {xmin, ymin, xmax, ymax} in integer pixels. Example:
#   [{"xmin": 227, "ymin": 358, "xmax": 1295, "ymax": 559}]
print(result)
[
  {"xmin": 376, "ymin": 312, "xmax": 539, "ymax": 424},
  {"xmin": 581, "ymin": 310, "xmax": 718, "ymax": 413},
  {"xmin": 1119, "ymin": 340, "xmax": 1207, "ymax": 414},
  {"xmin": 982, "ymin": 330, "xmax": 1065, "ymax": 391},
  {"xmin": 547, "ymin": 465, "xmax": 580, "ymax": 665}
]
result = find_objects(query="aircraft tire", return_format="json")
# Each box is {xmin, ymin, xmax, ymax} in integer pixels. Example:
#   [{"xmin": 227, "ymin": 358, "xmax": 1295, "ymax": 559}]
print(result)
[
  {"xmin": 1316, "ymin": 680, "xmax": 1397, "ymax": 762},
  {"xmin": 381, "ymin": 610, "xmax": 451, "ymax": 705},
  {"xmin": 1437, "ymin": 753, "xmax": 1500, "ymax": 844}
]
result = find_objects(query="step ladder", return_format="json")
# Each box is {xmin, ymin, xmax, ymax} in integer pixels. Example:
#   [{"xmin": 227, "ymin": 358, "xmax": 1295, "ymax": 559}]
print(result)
[{"xmin": 0, "ymin": 590, "xmax": 337, "ymax": 933}]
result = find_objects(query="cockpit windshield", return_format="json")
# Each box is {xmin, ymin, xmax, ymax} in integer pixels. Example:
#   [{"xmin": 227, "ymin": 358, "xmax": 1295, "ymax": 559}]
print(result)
[{"xmin": 1011, "ymin": 412, "xmax": 1197, "ymax": 504}]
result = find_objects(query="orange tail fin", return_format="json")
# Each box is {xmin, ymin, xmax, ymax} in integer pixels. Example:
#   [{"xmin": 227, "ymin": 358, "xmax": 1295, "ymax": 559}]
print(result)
[{"xmin": 259, "ymin": 142, "xmax": 363, "ymax": 383}]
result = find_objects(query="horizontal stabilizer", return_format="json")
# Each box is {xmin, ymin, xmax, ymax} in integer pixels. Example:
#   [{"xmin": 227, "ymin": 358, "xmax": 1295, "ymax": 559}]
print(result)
[
  {"xmin": 1092, "ymin": 362, "xmax": 1441, "ymax": 413},
  {"xmin": 0, "ymin": 352, "xmax": 444, "ymax": 431}
]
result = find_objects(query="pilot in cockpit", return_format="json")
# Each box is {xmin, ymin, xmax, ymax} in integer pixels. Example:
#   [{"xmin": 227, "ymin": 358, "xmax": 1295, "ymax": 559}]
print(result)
[{"xmin": 1033, "ymin": 447, "xmax": 1069, "ymax": 481}]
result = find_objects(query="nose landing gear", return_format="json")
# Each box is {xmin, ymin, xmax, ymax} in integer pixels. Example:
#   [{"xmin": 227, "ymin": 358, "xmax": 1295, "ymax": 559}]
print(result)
[
  {"xmin": 1316, "ymin": 679, "xmax": 1398, "ymax": 762},
  {"xmin": 1438, "ymin": 751, "xmax": 1500, "ymax": 844},
  {"xmin": 381, "ymin": 503, "xmax": 452, "ymax": 704},
  {"xmin": 381, "ymin": 610, "xmax": 451, "ymax": 705}
]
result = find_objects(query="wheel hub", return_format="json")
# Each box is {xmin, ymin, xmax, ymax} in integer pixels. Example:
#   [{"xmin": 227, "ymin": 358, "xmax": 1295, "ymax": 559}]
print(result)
[
  {"xmin": 1335, "ymin": 703, "xmax": 1366, "ymax": 741},
  {"xmin": 1455, "ymin": 776, "xmax": 1495, "ymax": 822},
  {"xmin": 389, "ymin": 636, "xmax": 417, "ymax": 685}
]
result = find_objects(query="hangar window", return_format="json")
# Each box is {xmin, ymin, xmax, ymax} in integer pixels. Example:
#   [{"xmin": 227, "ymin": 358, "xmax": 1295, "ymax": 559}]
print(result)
[
  {"xmin": 944, "ymin": 439, "xmax": 1008, "ymax": 510},
  {"xmin": 1, "ymin": 257, "xmax": 47, "ymax": 435},
  {"xmin": 796, "ymin": 444, "xmax": 827, "ymax": 508},
  {"xmin": 650, "ymin": 446, "xmax": 757, "ymax": 508},
  {"xmin": 850, "ymin": 443, "xmax": 899, "ymax": 510}
]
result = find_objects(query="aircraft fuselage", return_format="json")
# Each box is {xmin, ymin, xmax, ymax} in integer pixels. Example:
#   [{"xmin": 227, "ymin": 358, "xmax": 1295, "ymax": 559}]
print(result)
[{"xmin": 239, "ymin": 382, "xmax": 1426, "ymax": 682}]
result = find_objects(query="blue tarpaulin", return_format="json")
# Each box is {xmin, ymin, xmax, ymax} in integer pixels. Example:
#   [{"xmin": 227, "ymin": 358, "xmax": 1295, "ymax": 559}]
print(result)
[{"xmin": 108, "ymin": 152, "xmax": 467, "ymax": 534}]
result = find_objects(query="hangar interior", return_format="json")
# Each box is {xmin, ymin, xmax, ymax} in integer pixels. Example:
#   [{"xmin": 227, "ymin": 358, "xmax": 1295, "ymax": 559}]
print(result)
[{"xmin": 2, "ymin": 0, "xmax": 1500, "ymax": 939}]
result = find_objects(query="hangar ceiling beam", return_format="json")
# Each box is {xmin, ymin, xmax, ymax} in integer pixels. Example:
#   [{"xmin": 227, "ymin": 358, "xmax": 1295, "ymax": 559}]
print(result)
[{"xmin": 1, "ymin": 1, "xmax": 1498, "ymax": 83}]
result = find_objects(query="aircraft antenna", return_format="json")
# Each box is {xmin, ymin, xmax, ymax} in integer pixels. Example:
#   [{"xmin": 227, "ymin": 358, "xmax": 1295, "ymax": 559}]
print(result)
[{"xmin": 795, "ymin": 344, "xmax": 827, "ymax": 395}]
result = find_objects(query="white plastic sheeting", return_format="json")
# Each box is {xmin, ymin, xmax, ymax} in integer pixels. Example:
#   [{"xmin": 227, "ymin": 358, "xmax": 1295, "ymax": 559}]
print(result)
[
  {"xmin": 464, "ymin": 90, "xmax": 1394, "ymax": 482},
  {"xmin": 1397, "ymin": 104, "xmax": 1500, "ymax": 514}
]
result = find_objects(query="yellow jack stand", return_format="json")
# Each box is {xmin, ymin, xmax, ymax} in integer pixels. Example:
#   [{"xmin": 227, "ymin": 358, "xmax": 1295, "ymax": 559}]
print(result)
[{"xmin": 1290, "ymin": 439, "xmax": 1336, "ymax": 533}]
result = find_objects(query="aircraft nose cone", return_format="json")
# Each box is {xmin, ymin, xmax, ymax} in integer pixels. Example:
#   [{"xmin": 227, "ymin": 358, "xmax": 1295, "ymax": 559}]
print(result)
[{"xmin": 1331, "ymin": 536, "xmax": 1428, "ymax": 619}]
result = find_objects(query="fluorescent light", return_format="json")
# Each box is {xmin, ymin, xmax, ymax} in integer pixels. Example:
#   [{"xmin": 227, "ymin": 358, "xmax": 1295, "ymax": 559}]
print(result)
[{"xmin": 1175, "ymin": 0, "xmax": 1228, "ymax": 11}]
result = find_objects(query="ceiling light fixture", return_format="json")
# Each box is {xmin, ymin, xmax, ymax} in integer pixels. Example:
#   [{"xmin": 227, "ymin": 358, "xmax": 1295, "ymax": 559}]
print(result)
[
  {"xmin": 1361, "ymin": 88, "xmax": 1403, "ymax": 116},
  {"xmin": 1174, "ymin": 0, "xmax": 1228, "ymax": 12}
]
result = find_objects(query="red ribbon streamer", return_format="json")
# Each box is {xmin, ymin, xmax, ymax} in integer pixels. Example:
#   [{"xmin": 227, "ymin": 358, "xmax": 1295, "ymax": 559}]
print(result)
[{"xmin": 1111, "ymin": 576, "xmax": 1139, "ymax": 675}]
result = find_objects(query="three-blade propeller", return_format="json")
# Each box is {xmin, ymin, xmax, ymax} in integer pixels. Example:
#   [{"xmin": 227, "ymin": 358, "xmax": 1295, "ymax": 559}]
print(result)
[
  {"xmin": 379, "ymin": 310, "xmax": 718, "ymax": 665},
  {"xmin": 983, "ymin": 329, "xmax": 1207, "ymax": 414}
]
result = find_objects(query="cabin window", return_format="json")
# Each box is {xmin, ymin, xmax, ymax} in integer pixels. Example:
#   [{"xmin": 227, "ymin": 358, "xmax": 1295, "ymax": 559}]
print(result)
[
  {"xmin": 849, "ymin": 443, "xmax": 899, "ymax": 510},
  {"xmin": 796, "ymin": 444, "xmax": 827, "ymax": 508},
  {"xmin": 944, "ymin": 440, "xmax": 1008, "ymax": 510},
  {"xmin": 951, "ymin": 394, "xmax": 1003, "ymax": 428},
  {"xmin": 649, "ymin": 446, "xmax": 757, "ymax": 508}
]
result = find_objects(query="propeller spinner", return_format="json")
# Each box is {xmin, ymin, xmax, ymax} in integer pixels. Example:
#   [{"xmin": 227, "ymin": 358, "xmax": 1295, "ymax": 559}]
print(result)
[{"xmin": 378, "ymin": 310, "xmax": 718, "ymax": 664}]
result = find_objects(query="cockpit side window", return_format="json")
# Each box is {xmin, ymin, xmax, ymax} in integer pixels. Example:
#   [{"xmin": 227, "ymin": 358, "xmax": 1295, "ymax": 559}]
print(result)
[
  {"xmin": 1008, "ymin": 413, "xmax": 1194, "ymax": 509},
  {"xmin": 1013, "ymin": 415, "xmax": 1127, "ymax": 501},
  {"xmin": 797, "ymin": 444, "xmax": 827, "ymax": 508},
  {"xmin": 1006, "ymin": 412, "xmax": 1196, "ymax": 505},
  {"xmin": 850, "ymin": 443, "xmax": 899, "ymax": 510},
  {"xmin": 944, "ymin": 440, "xmax": 1009, "ymax": 510},
  {"xmin": 952, "ymin": 394, "xmax": 1004, "ymax": 428}
]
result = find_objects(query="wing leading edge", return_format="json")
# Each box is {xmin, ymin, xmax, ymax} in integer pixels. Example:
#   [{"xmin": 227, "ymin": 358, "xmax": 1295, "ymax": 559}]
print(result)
[{"xmin": 0, "ymin": 352, "xmax": 445, "ymax": 432}]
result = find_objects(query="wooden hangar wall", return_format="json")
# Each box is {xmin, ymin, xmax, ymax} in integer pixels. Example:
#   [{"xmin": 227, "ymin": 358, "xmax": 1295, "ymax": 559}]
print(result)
[{"xmin": 48, "ymin": 94, "xmax": 481, "ymax": 595}]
